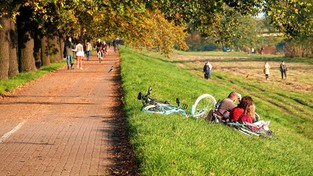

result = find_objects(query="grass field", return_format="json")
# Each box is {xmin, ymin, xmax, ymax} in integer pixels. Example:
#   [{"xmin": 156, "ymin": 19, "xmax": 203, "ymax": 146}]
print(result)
[{"xmin": 119, "ymin": 47, "xmax": 313, "ymax": 175}]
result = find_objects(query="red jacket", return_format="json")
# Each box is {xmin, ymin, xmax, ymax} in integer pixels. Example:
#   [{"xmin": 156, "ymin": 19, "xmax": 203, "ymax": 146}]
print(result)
[
  {"xmin": 239, "ymin": 114, "xmax": 253, "ymax": 123},
  {"xmin": 230, "ymin": 107, "xmax": 244, "ymax": 122}
]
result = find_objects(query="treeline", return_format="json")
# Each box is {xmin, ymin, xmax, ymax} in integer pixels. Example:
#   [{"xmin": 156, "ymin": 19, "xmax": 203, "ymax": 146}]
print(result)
[
  {"xmin": 0, "ymin": 0, "xmax": 312, "ymax": 80},
  {"xmin": 0, "ymin": 8, "xmax": 63, "ymax": 80}
]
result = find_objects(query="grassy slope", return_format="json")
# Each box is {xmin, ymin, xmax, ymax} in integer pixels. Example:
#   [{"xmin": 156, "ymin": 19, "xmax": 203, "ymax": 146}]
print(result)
[{"xmin": 120, "ymin": 47, "xmax": 313, "ymax": 176}]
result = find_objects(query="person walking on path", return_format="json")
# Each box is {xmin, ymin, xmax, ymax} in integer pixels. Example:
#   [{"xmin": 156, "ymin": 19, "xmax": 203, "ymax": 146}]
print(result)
[
  {"xmin": 64, "ymin": 37, "xmax": 74, "ymax": 70},
  {"xmin": 113, "ymin": 40, "xmax": 117, "ymax": 52},
  {"xmin": 280, "ymin": 61, "xmax": 287, "ymax": 79},
  {"xmin": 73, "ymin": 41, "xmax": 84, "ymax": 70},
  {"xmin": 203, "ymin": 61, "xmax": 212, "ymax": 79},
  {"xmin": 86, "ymin": 41, "xmax": 93, "ymax": 61},
  {"xmin": 263, "ymin": 61, "xmax": 270, "ymax": 80}
]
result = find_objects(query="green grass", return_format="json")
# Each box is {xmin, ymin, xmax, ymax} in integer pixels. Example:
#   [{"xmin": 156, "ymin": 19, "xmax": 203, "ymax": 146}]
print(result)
[
  {"xmin": 0, "ymin": 62, "xmax": 65, "ymax": 94},
  {"xmin": 119, "ymin": 46, "xmax": 313, "ymax": 175}
]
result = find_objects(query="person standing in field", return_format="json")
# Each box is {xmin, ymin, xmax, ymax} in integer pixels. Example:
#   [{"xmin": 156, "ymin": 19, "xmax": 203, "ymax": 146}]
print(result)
[
  {"xmin": 73, "ymin": 41, "xmax": 84, "ymax": 70},
  {"xmin": 203, "ymin": 61, "xmax": 212, "ymax": 79},
  {"xmin": 86, "ymin": 41, "xmax": 93, "ymax": 61},
  {"xmin": 64, "ymin": 37, "xmax": 74, "ymax": 70},
  {"xmin": 279, "ymin": 61, "xmax": 287, "ymax": 79},
  {"xmin": 263, "ymin": 61, "xmax": 270, "ymax": 80}
]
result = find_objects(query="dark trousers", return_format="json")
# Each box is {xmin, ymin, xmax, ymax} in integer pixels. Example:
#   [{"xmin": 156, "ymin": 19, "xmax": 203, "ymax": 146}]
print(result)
[{"xmin": 281, "ymin": 71, "xmax": 287, "ymax": 79}]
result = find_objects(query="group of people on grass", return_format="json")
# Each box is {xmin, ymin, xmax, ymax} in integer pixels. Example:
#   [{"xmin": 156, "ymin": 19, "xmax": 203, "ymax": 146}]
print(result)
[{"xmin": 214, "ymin": 92, "xmax": 257, "ymax": 124}]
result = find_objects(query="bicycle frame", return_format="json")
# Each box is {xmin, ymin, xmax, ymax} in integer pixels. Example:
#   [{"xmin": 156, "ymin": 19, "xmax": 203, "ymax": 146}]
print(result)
[
  {"xmin": 142, "ymin": 103, "xmax": 187, "ymax": 117},
  {"xmin": 138, "ymin": 87, "xmax": 187, "ymax": 117}
]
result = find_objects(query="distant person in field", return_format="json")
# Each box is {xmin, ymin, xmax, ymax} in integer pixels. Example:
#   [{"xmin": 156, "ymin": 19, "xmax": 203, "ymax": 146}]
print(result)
[
  {"xmin": 263, "ymin": 61, "xmax": 270, "ymax": 80},
  {"xmin": 279, "ymin": 61, "xmax": 287, "ymax": 79},
  {"xmin": 64, "ymin": 37, "xmax": 74, "ymax": 70},
  {"xmin": 217, "ymin": 92, "xmax": 240, "ymax": 121},
  {"xmin": 73, "ymin": 41, "xmax": 84, "ymax": 70},
  {"xmin": 203, "ymin": 61, "xmax": 212, "ymax": 79}
]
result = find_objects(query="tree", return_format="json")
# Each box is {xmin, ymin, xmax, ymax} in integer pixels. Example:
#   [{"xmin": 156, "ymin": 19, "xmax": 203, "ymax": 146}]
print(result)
[
  {"xmin": 0, "ymin": 1, "xmax": 20, "ymax": 79},
  {"xmin": 265, "ymin": 0, "xmax": 313, "ymax": 57}
]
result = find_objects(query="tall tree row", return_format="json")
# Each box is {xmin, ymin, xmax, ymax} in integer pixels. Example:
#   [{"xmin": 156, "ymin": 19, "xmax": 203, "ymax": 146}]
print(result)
[{"xmin": 0, "ymin": 0, "xmax": 311, "ymax": 80}]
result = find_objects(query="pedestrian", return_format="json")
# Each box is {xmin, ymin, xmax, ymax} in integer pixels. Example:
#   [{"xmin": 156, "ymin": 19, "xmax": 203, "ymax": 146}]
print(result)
[
  {"xmin": 113, "ymin": 40, "xmax": 117, "ymax": 52},
  {"xmin": 263, "ymin": 61, "xmax": 270, "ymax": 80},
  {"xmin": 63, "ymin": 37, "xmax": 74, "ymax": 70},
  {"xmin": 260, "ymin": 47, "xmax": 264, "ymax": 54},
  {"xmin": 86, "ymin": 41, "xmax": 92, "ymax": 61},
  {"xmin": 103, "ymin": 41, "xmax": 108, "ymax": 55},
  {"xmin": 279, "ymin": 61, "xmax": 287, "ymax": 79},
  {"xmin": 203, "ymin": 61, "xmax": 212, "ymax": 79},
  {"xmin": 73, "ymin": 41, "xmax": 84, "ymax": 70}
]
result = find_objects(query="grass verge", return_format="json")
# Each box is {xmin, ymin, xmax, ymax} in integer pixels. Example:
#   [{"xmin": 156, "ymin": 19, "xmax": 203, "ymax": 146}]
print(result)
[{"xmin": 0, "ymin": 62, "xmax": 65, "ymax": 94}]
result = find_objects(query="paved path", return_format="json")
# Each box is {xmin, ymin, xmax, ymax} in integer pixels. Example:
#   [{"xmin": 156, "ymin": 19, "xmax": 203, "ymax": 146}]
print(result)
[{"xmin": 0, "ymin": 48, "xmax": 135, "ymax": 175}]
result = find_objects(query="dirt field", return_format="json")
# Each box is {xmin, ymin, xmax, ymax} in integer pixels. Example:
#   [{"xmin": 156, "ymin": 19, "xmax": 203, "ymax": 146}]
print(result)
[{"xmin": 0, "ymin": 48, "xmax": 136, "ymax": 175}]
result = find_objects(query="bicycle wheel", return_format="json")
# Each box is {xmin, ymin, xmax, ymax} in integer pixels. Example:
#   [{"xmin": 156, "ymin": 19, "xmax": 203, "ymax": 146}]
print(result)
[
  {"xmin": 191, "ymin": 94, "xmax": 216, "ymax": 119},
  {"xmin": 142, "ymin": 105, "xmax": 165, "ymax": 114}
]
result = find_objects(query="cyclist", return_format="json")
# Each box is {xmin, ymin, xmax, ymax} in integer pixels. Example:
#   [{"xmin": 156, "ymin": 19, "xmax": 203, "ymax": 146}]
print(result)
[{"xmin": 95, "ymin": 39, "xmax": 104, "ymax": 63}]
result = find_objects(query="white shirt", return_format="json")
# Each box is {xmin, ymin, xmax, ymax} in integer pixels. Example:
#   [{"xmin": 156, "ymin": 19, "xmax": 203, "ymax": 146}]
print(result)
[{"xmin": 73, "ymin": 43, "xmax": 84, "ymax": 56}]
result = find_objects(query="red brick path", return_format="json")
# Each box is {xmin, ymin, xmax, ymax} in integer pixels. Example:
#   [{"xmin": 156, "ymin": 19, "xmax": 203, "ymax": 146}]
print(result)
[{"xmin": 0, "ymin": 48, "xmax": 135, "ymax": 175}]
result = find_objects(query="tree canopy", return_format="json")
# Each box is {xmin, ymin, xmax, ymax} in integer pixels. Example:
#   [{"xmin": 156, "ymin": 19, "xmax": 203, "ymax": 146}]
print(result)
[{"xmin": 0, "ymin": 0, "xmax": 311, "ymax": 79}]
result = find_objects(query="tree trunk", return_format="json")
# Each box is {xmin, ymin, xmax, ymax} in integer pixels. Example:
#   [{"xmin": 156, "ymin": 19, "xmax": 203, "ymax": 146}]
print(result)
[
  {"xmin": 0, "ymin": 16, "xmax": 10, "ymax": 80},
  {"xmin": 41, "ymin": 36, "xmax": 50, "ymax": 66},
  {"xmin": 8, "ymin": 18, "xmax": 19, "ymax": 77},
  {"xmin": 59, "ymin": 35, "xmax": 65, "ymax": 61},
  {"xmin": 48, "ymin": 34, "xmax": 63, "ymax": 63},
  {"xmin": 17, "ymin": 6, "xmax": 37, "ymax": 72},
  {"xmin": 34, "ymin": 33, "xmax": 42, "ymax": 68},
  {"xmin": 19, "ymin": 30, "xmax": 37, "ymax": 72}
]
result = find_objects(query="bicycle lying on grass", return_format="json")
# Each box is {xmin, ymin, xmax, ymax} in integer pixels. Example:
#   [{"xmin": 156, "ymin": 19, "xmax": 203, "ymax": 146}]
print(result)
[
  {"xmin": 137, "ymin": 87, "xmax": 188, "ymax": 117},
  {"xmin": 138, "ymin": 87, "xmax": 217, "ymax": 118}
]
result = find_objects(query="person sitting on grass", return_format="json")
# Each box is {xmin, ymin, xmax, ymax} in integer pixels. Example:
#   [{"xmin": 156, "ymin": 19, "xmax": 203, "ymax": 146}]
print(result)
[
  {"xmin": 230, "ymin": 96, "xmax": 253, "ymax": 122},
  {"xmin": 238, "ymin": 100, "xmax": 256, "ymax": 124},
  {"xmin": 216, "ymin": 92, "xmax": 240, "ymax": 121}
]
